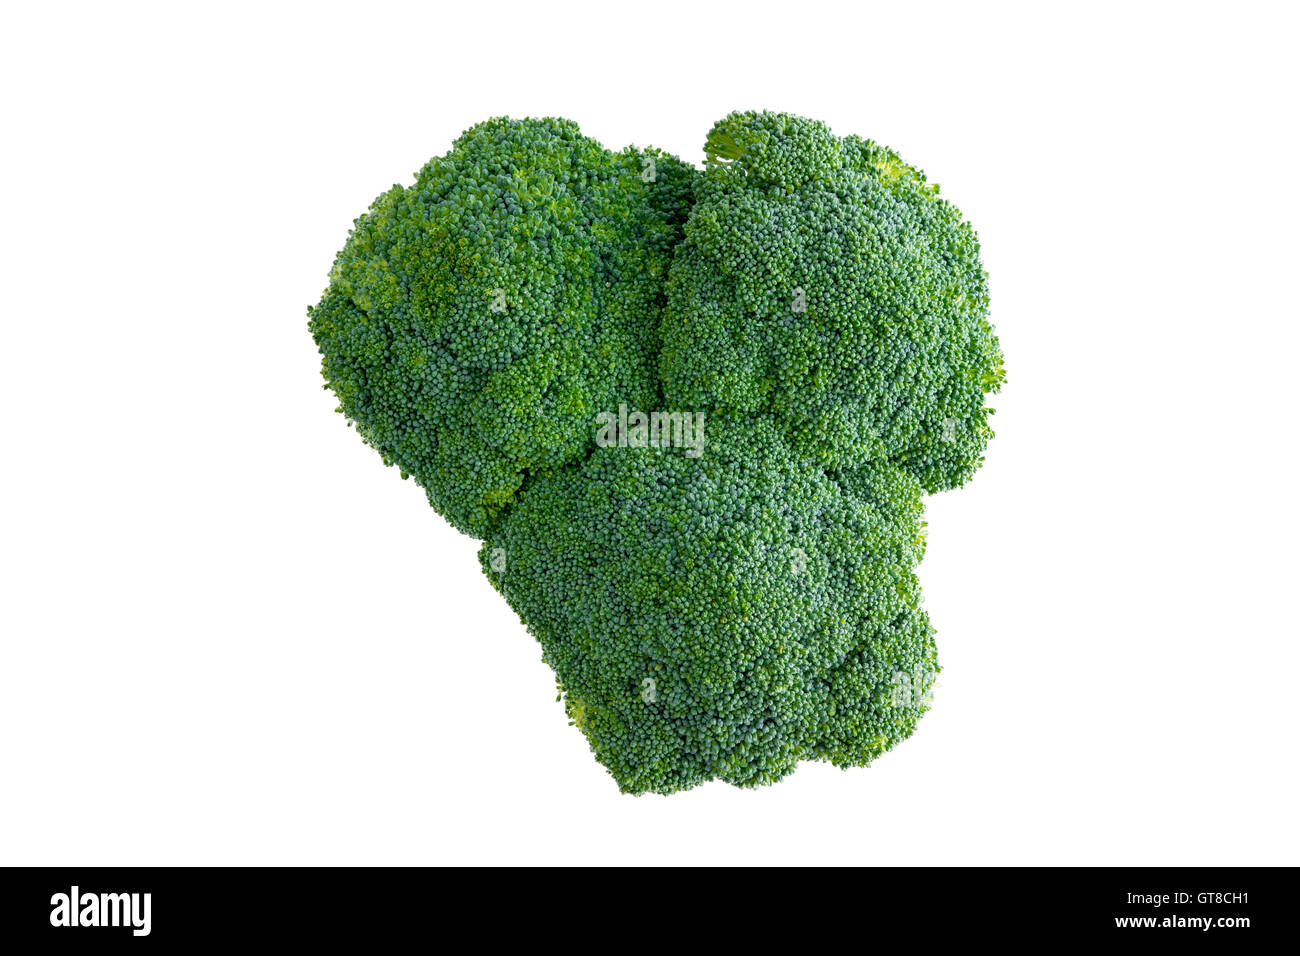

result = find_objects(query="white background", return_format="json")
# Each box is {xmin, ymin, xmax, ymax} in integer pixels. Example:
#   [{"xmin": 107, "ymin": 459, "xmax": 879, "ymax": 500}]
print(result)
[{"xmin": 2, "ymin": 1, "xmax": 1296, "ymax": 866}]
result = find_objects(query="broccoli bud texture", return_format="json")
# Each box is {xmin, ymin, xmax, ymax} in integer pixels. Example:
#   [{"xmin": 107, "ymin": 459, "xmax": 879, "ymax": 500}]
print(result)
[{"xmin": 309, "ymin": 111, "xmax": 1004, "ymax": 794}]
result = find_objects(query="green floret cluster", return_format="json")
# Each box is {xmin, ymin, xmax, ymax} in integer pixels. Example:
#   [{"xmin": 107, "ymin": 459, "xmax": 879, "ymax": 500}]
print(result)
[
  {"xmin": 481, "ymin": 414, "xmax": 936, "ymax": 794},
  {"xmin": 309, "ymin": 111, "xmax": 1004, "ymax": 794},
  {"xmin": 309, "ymin": 117, "xmax": 695, "ymax": 536},
  {"xmin": 662, "ymin": 110, "xmax": 1005, "ymax": 487}
]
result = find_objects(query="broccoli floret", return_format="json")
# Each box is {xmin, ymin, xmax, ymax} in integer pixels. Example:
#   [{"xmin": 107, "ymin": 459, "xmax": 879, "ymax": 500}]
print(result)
[
  {"xmin": 309, "ymin": 117, "xmax": 696, "ymax": 536},
  {"xmin": 308, "ymin": 111, "xmax": 1004, "ymax": 794},
  {"xmin": 480, "ymin": 414, "xmax": 936, "ymax": 795},
  {"xmin": 661, "ymin": 110, "xmax": 1005, "ymax": 490}
]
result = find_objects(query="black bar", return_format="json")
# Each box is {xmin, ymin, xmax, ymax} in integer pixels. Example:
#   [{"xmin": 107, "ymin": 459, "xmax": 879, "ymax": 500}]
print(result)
[{"xmin": 0, "ymin": 867, "xmax": 1289, "ymax": 945}]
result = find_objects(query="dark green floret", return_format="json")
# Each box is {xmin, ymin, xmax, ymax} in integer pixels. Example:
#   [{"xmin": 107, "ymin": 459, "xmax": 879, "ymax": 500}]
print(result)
[
  {"xmin": 662, "ymin": 110, "xmax": 1005, "ymax": 489},
  {"xmin": 309, "ymin": 117, "xmax": 696, "ymax": 536},
  {"xmin": 480, "ymin": 414, "xmax": 937, "ymax": 795}
]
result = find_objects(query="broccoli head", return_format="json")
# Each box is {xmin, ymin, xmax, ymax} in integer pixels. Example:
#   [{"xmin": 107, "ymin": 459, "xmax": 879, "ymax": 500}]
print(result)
[
  {"xmin": 309, "ymin": 112, "xmax": 1003, "ymax": 794},
  {"xmin": 660, "ymin": 110, "xmax": 1005, "ymax": 489},
  {"xmin": 309, "ymin": 117, "xmax": 696, "ymax": 536},
  {"xmin": 480, "ymin": 414, "xmax": 936, "ymax": 794}
]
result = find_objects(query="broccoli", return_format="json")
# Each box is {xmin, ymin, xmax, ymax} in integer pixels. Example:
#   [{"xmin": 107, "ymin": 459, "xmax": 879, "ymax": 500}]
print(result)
[
  {"xmin": 662, "ymin": 111, "xmax": 1005, "ymax": 488},
  {"xmin": 308, "ymin": 117, "xmax": 696, "ymax": 536},
  {"xmin": 480, "ymin": 413, "xmax": 936, "ymax": 794},
  {"xmin": 309, "ymin": 111, "xmax": 1003, "ymax": 794}
]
